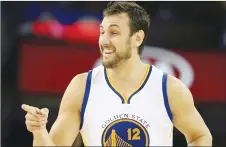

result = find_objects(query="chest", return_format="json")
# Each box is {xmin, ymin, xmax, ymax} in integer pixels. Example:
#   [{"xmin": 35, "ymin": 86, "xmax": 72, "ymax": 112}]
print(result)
[{"xmin": 108, "ymin": 79, "xmax": 143, "ymax": 99}]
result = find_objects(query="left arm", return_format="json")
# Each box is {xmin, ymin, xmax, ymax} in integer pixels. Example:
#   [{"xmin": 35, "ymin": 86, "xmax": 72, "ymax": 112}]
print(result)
[{"xmin": 167, "ymin": 75, "xmax": 212, "ymax": 146}]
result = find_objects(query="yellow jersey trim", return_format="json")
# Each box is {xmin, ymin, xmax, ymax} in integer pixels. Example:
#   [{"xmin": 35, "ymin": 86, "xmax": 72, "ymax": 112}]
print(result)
[{"xmin": 105, "ymin": 64, "xmax": 152, "ymax": 104}]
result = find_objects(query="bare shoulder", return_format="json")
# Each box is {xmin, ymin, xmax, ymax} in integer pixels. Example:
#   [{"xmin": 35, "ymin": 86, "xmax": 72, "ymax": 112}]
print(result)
[
  {"xmin": 70, "ymin": 72, "xmax": 88, "ymax": 91},
  {"xmin": 60, "ymin": 72, "xmax": 88, "ymax": 112},
  {"xmin": 166, "ymin": 74, "xmax": 194, "ymax": 114},
  {"xmin": 166, "ymin": 74, "xmax": 212, "ymax": 144},
  {"xmin": 167, "ymin": 75, "xmax": 192, "ymax": 98},
  {"xmin": 70, "ymin": 72, "xmax": 88, "ymax": 98},
  {"xmin": 49, "ymin": 72, "xmax": 89, "ymax": 145}
]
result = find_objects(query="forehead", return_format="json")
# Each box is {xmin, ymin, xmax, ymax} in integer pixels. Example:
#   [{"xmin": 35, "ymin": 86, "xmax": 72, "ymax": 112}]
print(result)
[{"xmin": 100, "ymin": 13, "xmax": 130, "ymax": 29}]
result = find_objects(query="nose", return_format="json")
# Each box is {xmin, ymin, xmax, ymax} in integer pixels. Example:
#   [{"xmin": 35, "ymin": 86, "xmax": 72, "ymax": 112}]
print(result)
[{"xmin": 99, "ymin": 33, "xmax": 111, "ymax": 47}]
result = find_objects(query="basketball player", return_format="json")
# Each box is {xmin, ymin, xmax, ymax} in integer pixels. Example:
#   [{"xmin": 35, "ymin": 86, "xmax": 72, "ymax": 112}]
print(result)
[{"xmin": 22, "ymin": 2, "xmax": 212, "ymax": 146}]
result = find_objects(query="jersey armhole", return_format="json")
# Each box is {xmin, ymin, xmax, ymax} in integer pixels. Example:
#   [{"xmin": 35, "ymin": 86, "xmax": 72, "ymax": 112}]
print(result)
[
  {"xmin": 80, "ymin": 70, "xmax": 93, "ymax": 130},
  {"xmin": 162, "ymin": 72, "xmax": 173, "ymax": 122}
]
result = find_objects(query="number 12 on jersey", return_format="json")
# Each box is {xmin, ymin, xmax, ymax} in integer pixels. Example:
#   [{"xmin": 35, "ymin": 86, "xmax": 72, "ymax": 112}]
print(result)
[{"xmin": 127, "ymin": 128, "xmax": 140, "ymax": 140}]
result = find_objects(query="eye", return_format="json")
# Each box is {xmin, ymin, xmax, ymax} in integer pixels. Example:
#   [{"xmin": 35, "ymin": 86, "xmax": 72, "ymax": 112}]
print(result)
[
  {"xmin": 111, "ymin": 32, "xmax": 118, "ymax": 35},
  {"xmin": 100, "ymin": 30, "xmax": 105, "ymax": 35}
]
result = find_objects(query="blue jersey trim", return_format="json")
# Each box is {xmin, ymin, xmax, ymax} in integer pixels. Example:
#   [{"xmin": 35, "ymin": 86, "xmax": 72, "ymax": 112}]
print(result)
[
  {"xmin": 80, "ymin": 70, "xmax": 92, "ymax": 129},
  {"xmin": 104, "ymin": 65, "xmax": 152, "ymax": 104},
  {"xmin": 162, "ymin": 73, "xmax": 173, "ymax": 122},
  {"xmin": 104, "ymin": 68, "xmax": 125, "ymax": 104},
  {"xmin": 127, "ymin": 65, "xmax": 153, "ymax": 104}
]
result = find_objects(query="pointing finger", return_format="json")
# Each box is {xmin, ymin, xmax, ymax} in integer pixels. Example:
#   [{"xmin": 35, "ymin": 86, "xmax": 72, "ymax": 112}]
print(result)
[{"xmin": 22, "ymin": 104, "xmax": 39, "ymax": 116}]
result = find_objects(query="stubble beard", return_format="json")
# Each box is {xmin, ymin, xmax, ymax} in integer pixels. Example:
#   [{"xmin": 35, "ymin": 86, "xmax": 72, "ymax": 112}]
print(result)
[{"xmin": 101, "ymin": 41, "xmax": 132, "ymax": 69}]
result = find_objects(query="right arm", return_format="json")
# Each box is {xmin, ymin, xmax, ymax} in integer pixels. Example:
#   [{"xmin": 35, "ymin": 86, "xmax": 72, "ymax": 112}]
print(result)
[{"xmin": 32, "ymin": 73, "xmax": 88, "ymax": 146}]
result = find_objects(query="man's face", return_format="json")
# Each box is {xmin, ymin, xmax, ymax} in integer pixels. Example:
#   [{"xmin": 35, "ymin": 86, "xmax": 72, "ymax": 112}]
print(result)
[{"xmin": 99, "ymin": 13, "xmax": 133, "ymax": 68}]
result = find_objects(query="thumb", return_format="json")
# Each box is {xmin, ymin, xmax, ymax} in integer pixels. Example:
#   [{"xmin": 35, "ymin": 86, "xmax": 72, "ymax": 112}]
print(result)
[{"xmin": 40, "ymin": 108, "xmax": 49, "ymax": 117}]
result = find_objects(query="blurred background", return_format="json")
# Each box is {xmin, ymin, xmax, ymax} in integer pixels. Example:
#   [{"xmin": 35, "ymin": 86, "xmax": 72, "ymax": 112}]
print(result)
[{"xmin": 1, "ymin": 1, "xmax": 226, "ymax": 147}]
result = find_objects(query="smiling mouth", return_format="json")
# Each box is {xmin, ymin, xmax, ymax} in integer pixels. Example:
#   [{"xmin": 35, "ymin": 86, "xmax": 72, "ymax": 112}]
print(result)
[{"xmin": 103, "ymin": 50, "xmax": 115, "ymax": 55}]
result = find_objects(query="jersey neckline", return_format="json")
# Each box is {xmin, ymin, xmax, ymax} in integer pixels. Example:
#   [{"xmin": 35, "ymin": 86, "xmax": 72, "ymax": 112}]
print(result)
[{"xmin": 104, "ymin": 64, "xmax": 153, "ymax": 104}]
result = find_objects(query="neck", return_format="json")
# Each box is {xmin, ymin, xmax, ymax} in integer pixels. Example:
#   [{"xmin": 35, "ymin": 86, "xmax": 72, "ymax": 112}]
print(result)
[{"xmin": 106, "ymin": 54, "xmax": 147, "ymax": 81}]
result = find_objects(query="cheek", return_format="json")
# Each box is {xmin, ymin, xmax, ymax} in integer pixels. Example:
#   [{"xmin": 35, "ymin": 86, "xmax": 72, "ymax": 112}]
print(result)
[
  {"xmin": 99, "ymin": 45, "xmax": 102, "ymax": 52},
  {"xmin": 130, "ymin": 37, "xmax": 136, "ymax": 48},
  {"xmin": 98, "ymin": 37, "xmax": 102, "ymax": 45},
  {"xmin": 111, "ymin": 37, "xmax": 125, "ymax": 47},
  {"xmin": 110, "ymin": 37, "xmax": 118, "ymax": 44}
]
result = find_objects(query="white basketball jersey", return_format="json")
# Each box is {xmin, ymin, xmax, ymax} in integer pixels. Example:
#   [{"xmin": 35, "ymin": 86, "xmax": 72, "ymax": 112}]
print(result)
[{"xmin": 80, "ymin": 65, "xmax": 173, "ymax": 146}]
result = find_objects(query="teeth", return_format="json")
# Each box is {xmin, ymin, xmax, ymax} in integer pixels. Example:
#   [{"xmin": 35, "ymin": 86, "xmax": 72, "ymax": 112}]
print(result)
[{"xmin": 104, "ymin": 50, "xmax": 114, "ymax": 54}]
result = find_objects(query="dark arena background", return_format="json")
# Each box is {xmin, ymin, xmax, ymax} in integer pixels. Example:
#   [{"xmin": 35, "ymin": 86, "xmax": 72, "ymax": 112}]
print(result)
[{"xmin": 1, "ymin": 1, "xmax": 226, "ymax": 147}]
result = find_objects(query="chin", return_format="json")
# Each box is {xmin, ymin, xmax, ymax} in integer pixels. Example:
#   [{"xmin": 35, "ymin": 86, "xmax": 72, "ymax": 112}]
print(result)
[{"xmin": 102, "ymin": 60, "xmax": 117, "ymax": 68}]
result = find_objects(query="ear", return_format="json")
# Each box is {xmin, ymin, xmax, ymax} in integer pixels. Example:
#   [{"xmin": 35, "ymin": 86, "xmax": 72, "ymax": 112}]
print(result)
[{"xmin": 135, "ymin": 30, "xmax": 145, "ymax": 48}]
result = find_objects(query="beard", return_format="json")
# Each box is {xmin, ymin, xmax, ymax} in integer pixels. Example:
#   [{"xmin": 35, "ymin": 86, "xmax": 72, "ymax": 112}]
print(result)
[{"xmin": 100, "ymin": 40, "xmax": 132, "ymax": 68}]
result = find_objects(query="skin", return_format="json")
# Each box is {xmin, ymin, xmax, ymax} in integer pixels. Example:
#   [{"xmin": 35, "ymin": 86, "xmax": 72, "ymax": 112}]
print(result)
[
  {"xmin": 22, "ymin": 73, "xmax": 87, "ymax": 146},
  {"xmin": 22, "ymin": 13, "xmax": 212, "ymax": 146},
  {"xmin": 167, "ymin": 75, "xmax": 212, "ymax": 146}
]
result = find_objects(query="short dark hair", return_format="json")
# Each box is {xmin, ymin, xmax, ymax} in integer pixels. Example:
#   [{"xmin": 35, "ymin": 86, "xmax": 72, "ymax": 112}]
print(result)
[{"xmin": 103, "ymin": 2, "xmax": 150, "ymax": 55}]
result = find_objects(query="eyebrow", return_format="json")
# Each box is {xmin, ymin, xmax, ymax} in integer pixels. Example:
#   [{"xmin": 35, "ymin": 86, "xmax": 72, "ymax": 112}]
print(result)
[{"xmin": 100, "ymin": 24, "xmax": 120, "ymax": 29}]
